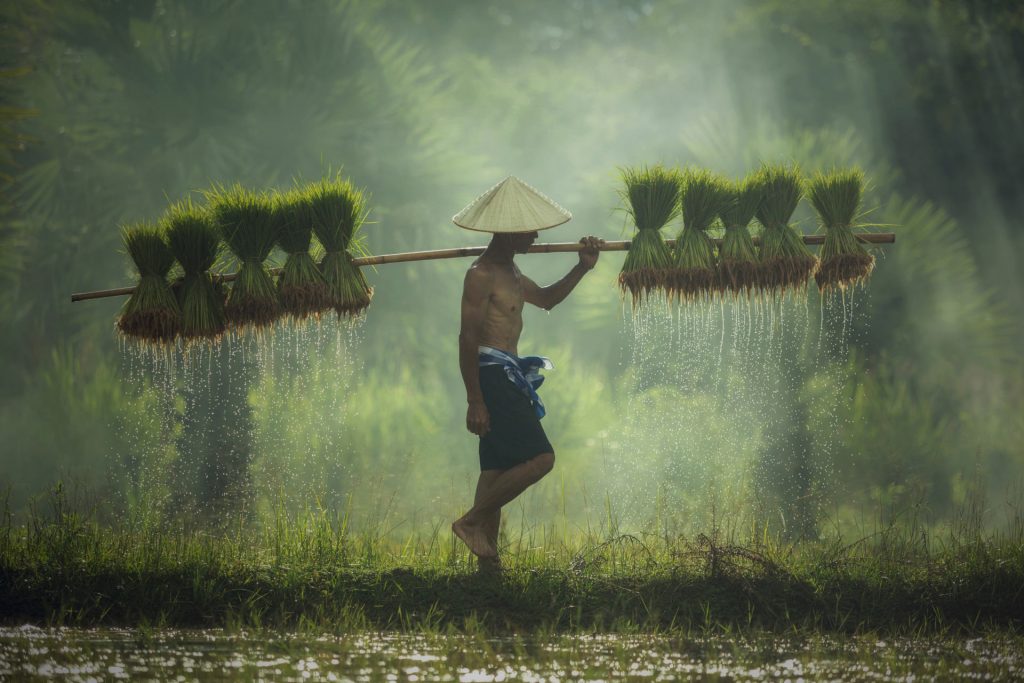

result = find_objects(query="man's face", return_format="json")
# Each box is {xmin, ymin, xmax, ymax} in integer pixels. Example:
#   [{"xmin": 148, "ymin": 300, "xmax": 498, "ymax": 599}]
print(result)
[{"xmin": 510, "ymin": 231, "xmax": 539, "ymax": 253}]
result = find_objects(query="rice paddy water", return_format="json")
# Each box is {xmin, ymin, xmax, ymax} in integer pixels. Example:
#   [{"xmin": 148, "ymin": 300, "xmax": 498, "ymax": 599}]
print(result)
[{"xmin": 3, "ymin": 626, "xmax": 1020, "ymax": 681}]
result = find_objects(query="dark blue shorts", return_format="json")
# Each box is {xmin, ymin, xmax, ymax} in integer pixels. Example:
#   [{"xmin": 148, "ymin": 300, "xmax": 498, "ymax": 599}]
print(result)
[{"xmin": 478, "ymin": 365, "xmax": 553, "ymax": 471}]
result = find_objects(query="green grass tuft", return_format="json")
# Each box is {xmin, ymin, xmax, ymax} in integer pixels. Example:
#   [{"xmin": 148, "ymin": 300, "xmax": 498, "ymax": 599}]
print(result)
[{"xmin": 3, "ymin": 493, "xmax": 1023, "ymax": 635}]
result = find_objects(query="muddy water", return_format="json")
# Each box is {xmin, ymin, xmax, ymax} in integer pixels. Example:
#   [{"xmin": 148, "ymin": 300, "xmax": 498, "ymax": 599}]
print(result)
[{"xmin": 1, "ymin": 626, "xmax": 1020, "ymax": 681}]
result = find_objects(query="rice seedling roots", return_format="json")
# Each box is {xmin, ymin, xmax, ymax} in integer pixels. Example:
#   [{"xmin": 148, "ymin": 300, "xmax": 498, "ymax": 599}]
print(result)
[
  {"xmin": 816, "ymin": 252, "xmax": 875, "ymax": 291},
  {"xmin": 334, "ymin": 287, "xmax": 373, "ymax": 318},
  {"xmin": 758, "ymin": 255, "xmax": 819, "ymax": 294},
  {"xmin": 618, "ymin": 269, "xmax": 668, "ymax": 305},
  {"xmin": 718, "ymin": 259, "xmax": 760, "ymax": 296},
  {"xmin": 671, "ymin": 267, "xmax": 716, "ymax": 302},
  {"xmin": 279, "ymin": 283, "xmax": 332, "ymax": 320},
  {"xmin": 116, "ymin": 308, "xmax": 179, "ymax": 344}
]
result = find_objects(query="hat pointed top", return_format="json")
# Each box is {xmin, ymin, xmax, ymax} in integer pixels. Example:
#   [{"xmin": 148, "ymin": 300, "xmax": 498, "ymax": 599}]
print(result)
[{"xmin": 452, "ymin": 176, "xmax": 572, "ymax": 233}]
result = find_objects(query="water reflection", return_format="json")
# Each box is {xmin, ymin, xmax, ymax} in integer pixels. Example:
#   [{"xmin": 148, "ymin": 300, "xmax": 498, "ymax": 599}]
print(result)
[{"xmin": 1, "ymin": 625, "xmax": 1020, "ymax": 681}]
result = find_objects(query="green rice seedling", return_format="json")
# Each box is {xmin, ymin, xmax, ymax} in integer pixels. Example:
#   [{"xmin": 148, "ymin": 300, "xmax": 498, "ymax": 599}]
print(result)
[
  {"xmin": 717, "ymin": 175, "xmax": 762, "ymax": 298},
  {"xmin": 807, "ymin": 167, "xmax": 875, "ymax": 292},
  {"xmin": 617, "ymin": 165, "xmax": 678, "ymax": 306},
  {"xmin": 752, "ymin": 163, "xmax": 817, "ymax": 295},
  {"xmin": 273, "ymin": 188, "xmax": 330, "ymax": 320},
  {"xmin": 673, "ymin": 169, "xmax": 727, "ymax": 301},
  {"xmin": 307, "ymin": 174, "xmax": 373, "ymax": 317},
  {"xmin": 207, "ymin": 184, "xmax": 281, "ymax": 330},
  {"xmin": 116, "ymin": 221, "xmax": 180, "ymax": 344},
  {"xmin": 163, "ymin": 198, "xmax": 226, "ymax": 341}
]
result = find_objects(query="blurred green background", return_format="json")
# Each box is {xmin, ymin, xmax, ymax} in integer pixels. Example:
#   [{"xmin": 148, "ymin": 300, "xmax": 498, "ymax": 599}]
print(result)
[{"xmin": 1, "ymin": 0, "xmax": 1021, "ymax": 539}]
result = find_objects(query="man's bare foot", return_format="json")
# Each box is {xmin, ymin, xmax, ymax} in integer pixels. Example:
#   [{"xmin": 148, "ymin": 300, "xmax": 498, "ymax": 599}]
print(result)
[
  {"xmin": 452, "ymin": 515, "xmax": 497, "ymax": 558},
  {"xmin": 477, "ymin": 555, "xmax": 503, "ymax": 576}
]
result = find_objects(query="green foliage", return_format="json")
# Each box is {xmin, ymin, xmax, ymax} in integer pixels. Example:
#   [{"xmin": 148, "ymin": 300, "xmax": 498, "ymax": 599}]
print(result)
[
  {"xmin": 620, "ymin": 165, "xmax": 680, "ymax": 233},
  {"xmin": 320, "ymin": 252, "xmax": 372, "ymax": 317},
  {"xmin": 717, "ymin": 175, "xmax": 762, "ymax": 295},
  {"xmin": 207, "ymin": 184, "xmax": 281, "ymax": 329},
  {"xmin": 116, "ymin": 223, "xmax": 180, "ymax": 344},
  {"xmin": 0, "ymin": 348, "xmax": 171, "ymax": 515},
  {"xmin": 163, "ymin": 198, "xmax": 226, "ymax": 340},
  {"xmin": 618, "ymin": 229, "xmax": 673, "ymax": 305},
  {"xmin": 164, "ymin": 198, "xmax": 220, "ymax": 274},
  {"xmin": 3, "ymin": 493, "xmax": 1023, "ymax": 634},
  {"xmin": 679, "ymin": 168, "xmax": 726, "ymax": 233},
  {"xmin": 304, "ymin": 175, "xmax": 373, "ymax": 317},
  {"xmin": 307, "ymin": 173, "xmax": 368, "ymax": 253},
  {"xmin": 719, "ymin": 175, "xmax": 762, "ymax": 234},
  {"xmin": 807, "ymin": 168, "xmax": 875, "ymax": 291},
  {"xmin": 618, "ymin": 165, "xmax": 678, "ymax": 304},
  {"xmin": 753, "ymin": 164, "xmax": 803, "ymax": 231},
  {"xmin": 752, "ymin": 164, "xmax": 817, "ymax": 293},
  {"xmin": 272, "ymin": 189, "xmax": 330, "ymax": 319},
  {"xmin": 674, "ymin": 169, "xmax": 726, "ymax": 299},
  {"xmin": 807, "ymin": 167, "xmax": 864, "ymax": 229},
  {"xmin": 1, "ymin": 0, "xmax": 1022, "ymax": 549}
]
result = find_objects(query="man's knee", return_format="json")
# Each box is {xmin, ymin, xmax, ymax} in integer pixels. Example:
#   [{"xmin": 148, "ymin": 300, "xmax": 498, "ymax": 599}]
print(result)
[{"xmin": 532, "ymin": 451, "xmax": 555, "ymax": 477}]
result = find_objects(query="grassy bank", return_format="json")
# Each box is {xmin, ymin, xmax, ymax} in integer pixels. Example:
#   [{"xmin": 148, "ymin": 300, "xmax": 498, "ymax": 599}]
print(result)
[{"xmin": 2, "ymin": 495, "xmax": 1022, "ymax": 636}]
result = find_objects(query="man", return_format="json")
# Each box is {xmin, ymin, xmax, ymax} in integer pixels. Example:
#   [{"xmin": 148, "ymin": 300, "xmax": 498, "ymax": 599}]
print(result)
[{"xmin": 448, "ymin": 176, "xmax": 603, "ymax": 568}]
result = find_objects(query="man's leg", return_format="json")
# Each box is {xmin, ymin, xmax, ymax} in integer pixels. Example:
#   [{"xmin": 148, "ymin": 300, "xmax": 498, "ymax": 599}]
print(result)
[
  {"xmin": 474, "ymin": 470, "xmax": 503, "ymax": 572},
  {"xmin": 453, "ymin": 452, "xmax": 555, "ymax": 557}
]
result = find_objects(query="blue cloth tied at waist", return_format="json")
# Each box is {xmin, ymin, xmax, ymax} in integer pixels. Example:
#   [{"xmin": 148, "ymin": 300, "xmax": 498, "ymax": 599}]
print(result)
[{"xmin": 478, "ymin": 346, "xmax": 553, "ymax": 419}]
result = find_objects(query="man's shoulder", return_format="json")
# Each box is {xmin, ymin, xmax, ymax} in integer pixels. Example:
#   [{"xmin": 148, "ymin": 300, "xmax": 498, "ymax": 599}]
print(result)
[
  {"xmin": 464, "ymin": 259, "xmax": 499, "ymax": 280},
  {"xmin": 464, "ymin": 260, "xmax": 497, "ymax": 289}
]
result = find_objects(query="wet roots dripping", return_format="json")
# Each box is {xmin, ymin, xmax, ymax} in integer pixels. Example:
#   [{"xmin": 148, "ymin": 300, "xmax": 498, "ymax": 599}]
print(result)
[
  {"xmin": 116, "ymin": 309, "xmax": 179, "ymax": 345},
  {"xmin": 816, "ymin": 252, "xmax": 875, "ymax": 292},
  {"xmin": 618, "ymin": 268, "xmax": 668, "ymax": 307}
]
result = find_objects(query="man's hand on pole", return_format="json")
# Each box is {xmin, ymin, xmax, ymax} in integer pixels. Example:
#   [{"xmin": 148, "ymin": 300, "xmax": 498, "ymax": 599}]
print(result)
[{"xmin": 578, "ymin": 236, "xmax": 604, "ymax": 270}]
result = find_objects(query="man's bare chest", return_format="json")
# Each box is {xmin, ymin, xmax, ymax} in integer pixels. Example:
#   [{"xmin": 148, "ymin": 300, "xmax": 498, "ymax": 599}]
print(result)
[{"xmin": 489, "ymin": 268, "xmax": 524, "ymax": 316}]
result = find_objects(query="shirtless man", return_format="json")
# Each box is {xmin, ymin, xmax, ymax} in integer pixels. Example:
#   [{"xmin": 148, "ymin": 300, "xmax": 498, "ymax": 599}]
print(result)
[{"xmin": 451, "ymin": 230, "xmax": 604, "ymax": 566}]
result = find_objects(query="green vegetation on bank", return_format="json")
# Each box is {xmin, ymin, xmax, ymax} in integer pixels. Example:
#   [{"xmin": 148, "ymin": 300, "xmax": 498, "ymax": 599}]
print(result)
[{"xmin": 3, "ymin": 491, "xmax": 1022, "ymax": 635}]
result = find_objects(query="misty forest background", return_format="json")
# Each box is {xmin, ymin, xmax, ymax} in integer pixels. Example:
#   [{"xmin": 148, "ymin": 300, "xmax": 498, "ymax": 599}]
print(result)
[{"xmin": 1, "ymin": 0, "xmax": 1022, "ymax": 541}]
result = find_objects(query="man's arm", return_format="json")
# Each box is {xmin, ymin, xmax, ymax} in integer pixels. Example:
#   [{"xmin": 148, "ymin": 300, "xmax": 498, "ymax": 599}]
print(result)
[
  {"xmin": 459, "ymin": 265, "xmax": 493, "ymax": 436},
  {"xmin": 522, "ymin": 236, "xmax": 603, "ymax": 310}
]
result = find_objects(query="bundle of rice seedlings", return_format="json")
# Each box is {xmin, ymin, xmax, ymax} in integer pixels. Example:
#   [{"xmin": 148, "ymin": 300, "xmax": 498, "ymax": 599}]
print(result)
[
  {"xmin": 273, "ymin": 188, "xmax": 330, "ymax": 319},
  {"xmin": 717, "ymin": 175, "xmax": 762, "ymax": 297},
  {"xmin": 207, "ymin": 183, "xmax": 281, "ymax": 329},
  {"xmin": 807, "ymin": 167, "xmax": 875, "ymax": 292},
  {"xmin": 307, "ymin": 174, "xmax": 373, "ymax": 317},
  {"xmin": 673, "ymin": 168, "xmax": 726, "ymax": 301},
  {"xmin": 163, "ymin": 197, "xmax": 226, "ymax": 341},
  {"xmin": 617, "ymin": 165, "xmax": 678, "ymax": 305},
  {"xmin": 752, "ymin": 163, "xmax": 817, "ymax": 294},
  {"xmin": 116, "ymin": 221, "xmax": 180, "ymax": 344}
]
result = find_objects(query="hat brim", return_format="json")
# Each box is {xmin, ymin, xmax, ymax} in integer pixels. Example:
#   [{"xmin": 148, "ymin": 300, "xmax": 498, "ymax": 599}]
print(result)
[
  {"xmin": 451, "ymin": 176, "xmax": 573, "ymax": 233},
  {"xmin": 451, "ymin": 214, "xmax": 571, "ymax": 234}
]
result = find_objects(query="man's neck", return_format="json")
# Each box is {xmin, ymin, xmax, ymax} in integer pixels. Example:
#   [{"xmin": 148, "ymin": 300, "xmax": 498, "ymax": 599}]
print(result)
[{"xmin": 481, "ymin": 236, "xmax": 515, "ymax": 265}]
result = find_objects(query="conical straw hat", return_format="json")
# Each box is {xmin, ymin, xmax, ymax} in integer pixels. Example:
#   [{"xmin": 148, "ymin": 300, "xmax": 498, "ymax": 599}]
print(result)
[{"xmin": 452, "ymin": 176, "xmax": 572, "ymax": 233}]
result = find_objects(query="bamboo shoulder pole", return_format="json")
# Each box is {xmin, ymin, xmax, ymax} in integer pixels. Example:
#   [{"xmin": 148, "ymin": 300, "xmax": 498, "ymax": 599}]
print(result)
[{"xmin": 70, "ymin": 232, "xmax": 895, "ymax": 302}]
